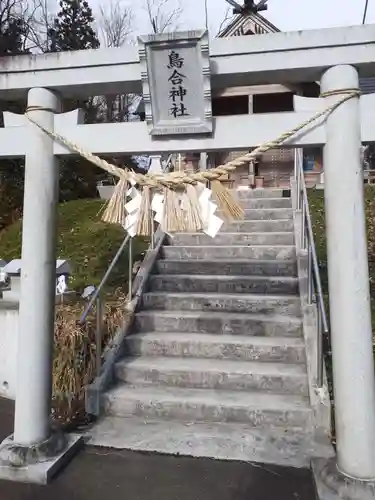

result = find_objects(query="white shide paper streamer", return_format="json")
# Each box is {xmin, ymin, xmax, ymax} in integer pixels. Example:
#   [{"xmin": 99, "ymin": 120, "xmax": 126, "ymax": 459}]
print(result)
[{"xmin": 123, "ymin": 181, "xmax": 223, "ymax": 239}]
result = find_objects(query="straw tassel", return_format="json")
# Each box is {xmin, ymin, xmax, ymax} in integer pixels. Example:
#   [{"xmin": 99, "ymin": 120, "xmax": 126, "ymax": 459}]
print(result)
[
  {"xmin": 136, "ymin": 185, "xmax": 153, "ymax": 236},
  {"xmin": 184, "ymin": 184, "xmax": 204, "ymax": 232},
  {"xmin": 101, "ymin": 176, "xmax": 128, "ymax": 226},
  {"xmin": 162, "ymin": 187, "xmax": 185, "ymax": 233},
  {"xmin": 210, "ymin": 179, "xmax": 244, "ymax": 221}
]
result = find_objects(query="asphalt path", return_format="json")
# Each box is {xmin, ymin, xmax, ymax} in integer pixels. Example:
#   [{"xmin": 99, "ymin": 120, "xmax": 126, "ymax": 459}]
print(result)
[{"xmin": 0, "ymin": 398, "xmax": 317, "ymax": 500}]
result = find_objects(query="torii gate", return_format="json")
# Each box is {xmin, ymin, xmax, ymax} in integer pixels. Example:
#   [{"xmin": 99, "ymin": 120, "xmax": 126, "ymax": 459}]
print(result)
[{"xmin": 0, "ymin": 25, "xmax": 375, "ymax": 495}]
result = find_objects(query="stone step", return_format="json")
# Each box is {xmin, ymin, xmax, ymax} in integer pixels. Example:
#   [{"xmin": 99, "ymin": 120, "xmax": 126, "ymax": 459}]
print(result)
[
  {"xmin": 236, "ymin": 198, "xmax": 291, "ymax": 210},
  {"xmin": 125, "ymin": 332, "xmax": 306, "ymax": 364},
  {"xmin": 154, "ymin": 259, "xmax": 297, "ymax": 277},
  {"xmin": 162, "ymin": 245, "xmax": 296, "ymax": 261},
  {"xmin": 149, "ymin": 275, "xmax": 299, "ymax": 295},
  {"xmin": 220, "ymin": 219, "xmax": 294, "ymax": 232},
  {"xmin": 169, "ymin": 232, "xmax": 294, "ymax": 246},
  {"xmin": 142, "ymin": 292, "xmax": 301, "ymax": 317},
  {"xmin": 232, "ymin": 188, "xmax": 286, "ymax": 200},
  {"xmin": 134, "ymin": 310, "xmax": 302, "ymax": 337},
  {"xmin": 115, "ymin": 357, "xmax": 308, "ymax": 395},
  {"xmin": 88, "ymin": 416, "xmax": 334, "ymax": 468},
  {"xmin": 104, "ymin": 385, "xmax": 311, "ymax": 427},
  {"xmin": 239, "ymin": 208, "xmax": 293, "ymax": 220}
]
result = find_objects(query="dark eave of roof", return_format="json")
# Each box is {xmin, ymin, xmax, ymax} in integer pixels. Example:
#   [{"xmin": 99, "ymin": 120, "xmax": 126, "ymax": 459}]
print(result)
[{"xmin": 360, "ymin": 77, "xmax": 375, "ymax": 94}]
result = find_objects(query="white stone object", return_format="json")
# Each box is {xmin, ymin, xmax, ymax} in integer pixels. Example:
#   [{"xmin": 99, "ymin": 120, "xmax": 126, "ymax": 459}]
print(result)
[
  {"xmin": 148, "ymin": 155, "xmax": 163, "ymax": 174},
  {"xmin": 2, "ymin": 278, "xmax": 21, "ymax": 302},
  {"xmin": 1, "ymin": 25, "xmax": 374, "ymax": 104},
  {"xmin": 0, "ymin": 305, "xmax": 19, "ymax": 399},
  {"xmin": 97, "ymin": 184, "xmax": 115, "ymax": 201},
  {"xmin": 56, "ymin": 275, "xmax": 67, "ymax": 295},
  {"xmin": 322, "ymin": 64, "xmax": 375, "ymax": 480},
  {"xmin": 138, "ymin": 30, "xmax": 212, "ymax": 136},
  {"xmin": 2, "ymin": 260, "xmax": 22, "ymax": 276},
  {"xmin": 0, "ymin": 267, "xmax": 8, "ymax": 285},
  {"xmin": 13, "ymin": 88, "xmax": 61, "ymax": 447},
  {"xmin": 3, "ymin": 259, "xmax": 71, "ymax": 277},
  {"xmin": 2, "ymin": 259, "xmax": 71, "ymax": 302},
  {"xmin": 2, "ymin": 94, "xmax": 375, "ymax": 156},
  {"xmin": 81, "ymin": 285, "xmax": 96, "ymax": 300}
]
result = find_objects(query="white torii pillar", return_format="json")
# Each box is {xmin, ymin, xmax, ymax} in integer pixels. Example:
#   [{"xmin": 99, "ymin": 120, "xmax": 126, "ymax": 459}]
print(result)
[
  {"xmin": 0, "ymin": 88, "xmax": 82, "ymax": 483},
  {"xmin": 322, "ymin": 65, "xmax": 375, "ymax": 481},
  {"xmin": 13, "ymin": 88, "xmax": 61, "ymax": 446}
]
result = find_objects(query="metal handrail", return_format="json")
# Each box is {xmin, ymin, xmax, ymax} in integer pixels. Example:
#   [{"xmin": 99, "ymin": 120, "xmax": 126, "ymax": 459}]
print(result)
[
  {"xmin": 82, "ymin": 152, "xmax": 173, "ymax": 325},
  {"xmin": 81, "ymin": 153, "xmax": 172, "ymax": 384},
  {"xmin": 79, "ymin": 232, "xmax": 133, "ymax": 382},
  {"xmin": 80, "ymin": 154, "xmax": 171, "ymax": 379},
  {"xmin": 80, "ymin": 233, "xmax": 131, "ymax": 324},
  {"xmin": 294, "ymin": 148, "xmax": 329, "ymax": 388}
]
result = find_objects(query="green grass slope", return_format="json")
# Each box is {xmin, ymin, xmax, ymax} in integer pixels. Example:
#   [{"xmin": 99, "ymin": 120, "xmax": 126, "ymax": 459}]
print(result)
[
  {"xmin": 309, "ymin": 186, "xmax": 375, "ymax": 332},
  {"xmin": 0, "ymin": 198, "xmax": 148, "ymax": 293}
]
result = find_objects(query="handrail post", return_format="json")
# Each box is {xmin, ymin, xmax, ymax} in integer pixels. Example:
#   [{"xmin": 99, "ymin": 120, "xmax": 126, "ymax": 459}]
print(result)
[
  {"xmin": 128, "ymin": 237, "xmax": 133, "ymax": 300},
  {"xmin": 150, "ymin": 219, "xmax": 155, "ymax": 250},
  {"xmin": 297, "ymin": 167, "xmax": 301, "ymax": 210},
  {"xmin": 94, "ymin": 294, "xmax": 103, "ymax": 414},
  {"xmin": 80, "ymin": 234, "xmax": 130, "ymax": 324},
  {"xmin": 316, "ymin": 304, "xmax": 323, "ymax": 388},
  {"xmin": 307, "ymin": 240, "xmax": 313, "ymax": 305},
  {"xmin": 294, "ymin": 145, "xmax": 330, "ymax": 394},
  {"xmin": 96, "ymin": 295, "xmax": 103, "ymax": 380},
  {"xmin": 296, "ymin": 164, "xmax": 301, "ymax": 210},
  {"xmin": 150, "ymin": 188, "xmax": 155, "ymax": 250},
  {"xmin": 301, "ymin": 199, "xmax": 306, "ymax": 249}
]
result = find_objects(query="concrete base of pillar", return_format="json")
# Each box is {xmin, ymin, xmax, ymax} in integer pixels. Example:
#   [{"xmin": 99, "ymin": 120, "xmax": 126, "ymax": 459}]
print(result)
[
  {"xmin": 0, "ymin": 433, "xmax": 83, "ymax": 484},
  {"xmin": 313, "ymin": 457, "xmax": 375, "ymax": 500}
]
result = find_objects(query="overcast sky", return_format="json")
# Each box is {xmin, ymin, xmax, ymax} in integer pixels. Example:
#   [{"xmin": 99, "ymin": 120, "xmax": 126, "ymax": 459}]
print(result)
[{"xmin": 115, "ymin": 0, "xmax": 375, "ymax": 36}]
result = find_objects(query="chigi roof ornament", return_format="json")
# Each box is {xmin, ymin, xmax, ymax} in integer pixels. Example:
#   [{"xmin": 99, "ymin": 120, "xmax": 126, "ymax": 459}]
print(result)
[{"xmin": 225, "ymin": 0, "xmax": 268, "ymax": 15}]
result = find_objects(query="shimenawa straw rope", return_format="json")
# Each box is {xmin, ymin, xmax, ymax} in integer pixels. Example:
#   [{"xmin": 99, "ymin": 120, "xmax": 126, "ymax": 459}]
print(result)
[{"xmin": 25, "ymin": 89, "xmax": 360, "ymax": 234}]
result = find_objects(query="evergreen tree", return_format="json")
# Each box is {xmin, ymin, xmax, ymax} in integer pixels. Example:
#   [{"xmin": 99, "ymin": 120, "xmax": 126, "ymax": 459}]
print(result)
[
  {"xmin": 0, "ymin": 0, "xmax": 29, "ymax": 57},
  {"xmin": 46, "ymin": 0, "xmax": 102, "ymax": 202},
  {"xmin": 0, "ymin": 18, "xmax": 27, "ymax": 56},
  {"xmin": 48, "ymin": 0, "xmax": 100, "ymax": 52},
  {"xmin": 0, "ymin": 2, "xmax": 30, "ymax": 231}
]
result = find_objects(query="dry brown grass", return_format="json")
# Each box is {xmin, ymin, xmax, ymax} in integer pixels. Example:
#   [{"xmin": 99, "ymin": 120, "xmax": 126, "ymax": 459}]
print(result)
[{"xmin": 52, "ymin": 289, "xmax": 129, "ymax": 428}]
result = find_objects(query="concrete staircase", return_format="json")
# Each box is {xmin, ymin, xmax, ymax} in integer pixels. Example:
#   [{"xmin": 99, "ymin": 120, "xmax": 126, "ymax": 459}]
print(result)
[{"xmin": 90, "ymin": 189, "xmax": 331, "ymax": 467}]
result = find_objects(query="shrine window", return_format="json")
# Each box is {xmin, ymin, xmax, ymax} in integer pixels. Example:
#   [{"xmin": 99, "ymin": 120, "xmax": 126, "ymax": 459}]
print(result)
[
  {"xmin": 253, "ymin": 92, "xmax": 295, "ymax": 114},
  {"xmin": 212, "ymin": 95, "xmax": 249, "ymax": 116}
]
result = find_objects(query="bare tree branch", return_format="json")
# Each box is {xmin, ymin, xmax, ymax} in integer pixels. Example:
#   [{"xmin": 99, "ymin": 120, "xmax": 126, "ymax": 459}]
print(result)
[
  {"xmin": 20, "ymin": 0, "xmax": 55, "ymax": 52},
  {"xmin": 0, "ymin": 0, "xmax": 39, "ymax": 53},
  {"xmin": 96, "ymin": 0, "xmax": 137, "ymax": 124},
  {"xmin": 217, "ymin": 6, "xmax": 233, "ymax": 36},
  {"xmin": 362, "ymin": 0, "xmax": 369, "ymax": 24},
  {"xmin": 0, "ymin": 0, "xmax": 16, "ymax": 28},
  {"xmin": 99, "ymin": 0, "xmax": 134, "ymax": 48},
  {"xmin": 143, "ymin": 0, "xmax": 183, "ymax": 34}
]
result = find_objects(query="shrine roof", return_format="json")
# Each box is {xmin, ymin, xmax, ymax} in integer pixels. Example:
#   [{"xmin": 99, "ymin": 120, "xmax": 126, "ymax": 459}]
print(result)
[
  {"xmin": 218, "ymin": 11, "xmax": 279, "ymax": 38},
  {"xmin": 218, "ymin": 12, "xmax": 375, "ymax": 96}
]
